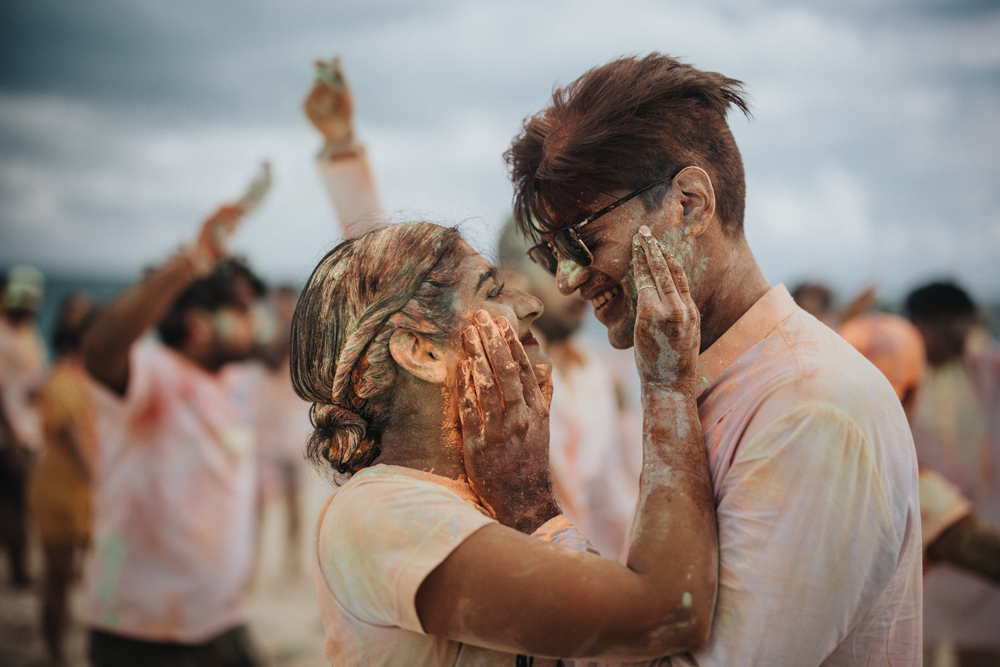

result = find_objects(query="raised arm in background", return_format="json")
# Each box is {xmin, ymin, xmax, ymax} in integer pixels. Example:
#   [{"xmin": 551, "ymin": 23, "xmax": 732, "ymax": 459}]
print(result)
[
  {"xmin": 304, "ymin": 57, "xmax": 384, "ymax": 238},
  {"xmin": 82, "ymin": 206, "xmax": 242, "ymax": 395}
]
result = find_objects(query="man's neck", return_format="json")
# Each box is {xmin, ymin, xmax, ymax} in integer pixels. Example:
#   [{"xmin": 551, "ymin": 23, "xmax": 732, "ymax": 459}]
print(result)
[{"xmin": 697, "ymin": 241, "xmax": 771, "ymax": 353}]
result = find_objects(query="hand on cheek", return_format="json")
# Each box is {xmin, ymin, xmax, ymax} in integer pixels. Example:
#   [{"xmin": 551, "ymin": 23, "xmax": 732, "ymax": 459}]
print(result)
[{"xmin": 457, "ymin": 310, "xmax": 559, "ymax": 533}]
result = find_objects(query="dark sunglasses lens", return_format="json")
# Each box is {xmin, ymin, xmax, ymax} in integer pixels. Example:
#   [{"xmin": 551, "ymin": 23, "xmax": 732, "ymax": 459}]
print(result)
[
  {"xmin": 554, "ymin": 231, "xmax": 593, "ymax": 267},
  {"xmin": 527, "ymin": 245, "xmax": 558, "ymax": 276}
]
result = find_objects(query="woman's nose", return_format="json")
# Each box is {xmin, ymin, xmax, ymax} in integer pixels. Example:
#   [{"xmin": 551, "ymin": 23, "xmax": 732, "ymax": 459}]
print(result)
[{"xmin": 511, "ymin": 288, "xmax": 543, "ymax": 323}]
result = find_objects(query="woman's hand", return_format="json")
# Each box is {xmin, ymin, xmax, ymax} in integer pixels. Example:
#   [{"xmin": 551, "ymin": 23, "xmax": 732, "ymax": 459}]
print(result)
[
  {"xmin": 457, "ymin": 310, "xmax": 559, "ymax": 534},
  {"xmin": 632, "ymin": 225, "xmax": 701, "ymax": 396}
]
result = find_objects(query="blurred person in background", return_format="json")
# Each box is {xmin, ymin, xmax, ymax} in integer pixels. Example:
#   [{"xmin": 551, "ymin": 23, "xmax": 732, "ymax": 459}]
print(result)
[
  {"xmin": 790, "ymin": 282, "xmax": 836, "ymax": 327},
  {"xmin": 0, "ymin": 264, "xmax": 48, "ymax": 589},
  {"xmin": 304, "ymin": 59, "xmax": 642, "ymax": 559},
  {"xmin": 26, "ymin": 291, "xmax": 100, "ymax": 664},
  {"xmin": 906, "ymin": 281, "xmax": 1000, "ymax": 666},
  {"xmin": 792, "ymin": 280, "xmax": 878, "ymax": 330},
  {"xmin": 81, "ymin": 204, "xmax": 265, "ymax": 667},
  {"xmin": 253, "ymin": 285, "xmax": 312, "ymax": 579},
  {"xmin": 498, "ymin": 218, "xmax": 639, "ymax": 559}
]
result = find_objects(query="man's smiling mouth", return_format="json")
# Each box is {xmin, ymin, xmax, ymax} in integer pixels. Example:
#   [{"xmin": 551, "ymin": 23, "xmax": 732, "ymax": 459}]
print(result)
[{"xmin": 591, "ymin": 286, "xmax": 621, "ymax": 312}]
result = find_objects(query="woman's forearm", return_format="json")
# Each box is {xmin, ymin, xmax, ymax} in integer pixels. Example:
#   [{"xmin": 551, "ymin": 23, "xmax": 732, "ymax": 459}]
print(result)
[
  {"xmin": 416, "ymin": 386, "xmax": 718, "ymax": 661},
  {"xmin": 622, "ymin": 386, "xmax": 718, "ymax": 653}
]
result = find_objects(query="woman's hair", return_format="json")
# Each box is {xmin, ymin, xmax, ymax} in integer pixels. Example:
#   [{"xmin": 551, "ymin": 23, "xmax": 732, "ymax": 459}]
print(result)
[{"xmin": 290, "ymin": 222, "xmax": 466, "ymax": 479}]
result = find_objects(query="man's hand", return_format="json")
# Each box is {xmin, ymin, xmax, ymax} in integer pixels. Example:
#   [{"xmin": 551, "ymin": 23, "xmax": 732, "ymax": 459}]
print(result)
[
  {"xmin": 632, "ymin": 225, "xmax": 701, "ymax": 395},
  {"xmin": 187, "ymin": 205, "xmax": 243, "ymax": 277},
  {"xmin": 303, "ymin": 56, "xmax": 355, "ymax": 152},
  {"xmin": 457, "ymin": 310, "xmax": 559, "ymax": 534}
]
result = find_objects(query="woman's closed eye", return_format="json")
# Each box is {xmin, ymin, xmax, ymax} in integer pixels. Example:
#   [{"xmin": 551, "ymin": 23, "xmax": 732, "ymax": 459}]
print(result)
[{"xmin": 487, "ymin": 282, "xmax": 506, "ymax": 299}]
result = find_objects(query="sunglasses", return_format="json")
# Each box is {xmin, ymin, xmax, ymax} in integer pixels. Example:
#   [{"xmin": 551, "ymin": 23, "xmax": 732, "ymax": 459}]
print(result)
[{"xmin": 526, "ymin": 172, "xmax": 679, "ymax": 276}]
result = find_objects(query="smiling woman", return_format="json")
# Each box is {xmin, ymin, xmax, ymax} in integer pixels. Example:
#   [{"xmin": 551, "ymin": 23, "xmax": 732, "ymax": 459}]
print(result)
[{"xmin": 289, "ymin": 220, "xmax": 719, "ymax": 665}]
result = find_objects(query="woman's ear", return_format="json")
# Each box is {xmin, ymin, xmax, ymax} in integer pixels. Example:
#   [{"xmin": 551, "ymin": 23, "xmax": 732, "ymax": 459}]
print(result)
[{"xmin": 388, "ymin": 329, "xmax": 449, "ymax": 384}]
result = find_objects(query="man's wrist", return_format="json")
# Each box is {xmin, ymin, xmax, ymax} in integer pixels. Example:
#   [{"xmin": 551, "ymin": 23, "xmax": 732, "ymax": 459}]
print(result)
[{"xmin": 177, "ymin": 244, "xmax": 216, "ymax": 280}]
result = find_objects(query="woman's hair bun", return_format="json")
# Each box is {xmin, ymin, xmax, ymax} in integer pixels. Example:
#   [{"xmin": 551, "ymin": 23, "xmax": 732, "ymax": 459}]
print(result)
[{"xmin": 310, "ymin": 402, "xmax": 377, "ymax": 475}]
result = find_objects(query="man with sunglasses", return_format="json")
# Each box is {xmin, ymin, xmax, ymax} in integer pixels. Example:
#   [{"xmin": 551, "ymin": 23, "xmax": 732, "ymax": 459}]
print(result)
[{"xmin": 507, "ymin": 54, "xmax": 921, "ymax": 665}]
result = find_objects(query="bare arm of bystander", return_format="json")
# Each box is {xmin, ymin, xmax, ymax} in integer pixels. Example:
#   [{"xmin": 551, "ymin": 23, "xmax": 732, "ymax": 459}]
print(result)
[{"xmin": 304, "ymin": 57, "xmax": 384, "ymax": 238}]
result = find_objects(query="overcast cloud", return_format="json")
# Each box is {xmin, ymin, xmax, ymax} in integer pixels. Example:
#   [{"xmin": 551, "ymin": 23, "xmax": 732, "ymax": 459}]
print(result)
[{"xmin": 1, "ymin": 0, "xmax": 998, "ymax": 304}]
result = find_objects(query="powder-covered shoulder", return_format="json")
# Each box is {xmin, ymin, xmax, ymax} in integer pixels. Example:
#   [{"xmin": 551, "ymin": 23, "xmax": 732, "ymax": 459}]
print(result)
[
  {"xmin": 322, "ymin": 468, "xmax": 493, "ymax": 543},
  {"xmin": 329, "ymin": 468, "xmax": 466, "ymax": 514},
  {"xmin": 316, "ymin": 467, "xmax": 495, "ymax": 631},
  {"xmin": 778, "ymin": 311, "xmax": 901, "ymax": 415}
]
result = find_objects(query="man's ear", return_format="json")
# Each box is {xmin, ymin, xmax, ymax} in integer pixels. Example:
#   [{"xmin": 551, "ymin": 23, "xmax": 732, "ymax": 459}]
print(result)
[
  {"xmin": 671, "ymin": 166, "xmax": 717, "ymax": 237},
  {"xmin": 388, "ymin": 329, "xmax": 449, "ymax": 384}
]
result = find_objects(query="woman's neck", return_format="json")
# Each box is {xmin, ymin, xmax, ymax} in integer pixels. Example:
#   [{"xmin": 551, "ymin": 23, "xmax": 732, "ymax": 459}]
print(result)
[{"xmin": 373, "ymin": 379, "xmax": 467, "ymax": 480}]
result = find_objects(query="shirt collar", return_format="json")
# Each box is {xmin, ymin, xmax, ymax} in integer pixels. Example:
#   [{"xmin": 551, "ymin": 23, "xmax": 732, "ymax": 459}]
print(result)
[
  {"xmin": 696, "ymin": 284, "xmax": 799, "ymax": 394},
  {"xmin": 362, "ymin": 464, "xmax": 490, "ymax": 515}
]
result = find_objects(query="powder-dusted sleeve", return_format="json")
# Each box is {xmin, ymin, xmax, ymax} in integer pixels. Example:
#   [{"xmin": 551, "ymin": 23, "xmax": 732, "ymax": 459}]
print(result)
[
  {"xmin": 87, "ymin": 341, "xmax": 158, "ymax": 454},
  {"xmin": 317, "ymin": 474, "xmax": 495, "ymax": 634},
  {"xmin": 677, "ymin": 403, "xmax": 908, "ymax": 666}
]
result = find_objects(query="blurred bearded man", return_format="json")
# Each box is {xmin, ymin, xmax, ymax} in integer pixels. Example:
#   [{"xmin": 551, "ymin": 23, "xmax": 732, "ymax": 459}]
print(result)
[{"xmin": 81, "ymin": 206, "xmax": 265, "ymax": 667}]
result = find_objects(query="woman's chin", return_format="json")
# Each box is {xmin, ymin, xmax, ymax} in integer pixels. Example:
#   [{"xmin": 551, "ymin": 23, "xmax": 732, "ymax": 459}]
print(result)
[{"xmin": 525, "ymin": 345, "xmax": 553, "ymax": 385}]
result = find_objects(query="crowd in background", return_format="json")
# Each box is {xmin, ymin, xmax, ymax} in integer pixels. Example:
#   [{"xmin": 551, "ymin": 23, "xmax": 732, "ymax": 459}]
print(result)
[{"xmin": 0, "ymin": 57, "xmax": 998, "ymax": 667}]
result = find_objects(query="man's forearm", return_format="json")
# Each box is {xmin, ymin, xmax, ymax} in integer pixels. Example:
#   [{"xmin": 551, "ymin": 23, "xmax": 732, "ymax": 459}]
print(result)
[{"xmin": 83, "ymin": 251, "xmax": 200, "ymax": 393}]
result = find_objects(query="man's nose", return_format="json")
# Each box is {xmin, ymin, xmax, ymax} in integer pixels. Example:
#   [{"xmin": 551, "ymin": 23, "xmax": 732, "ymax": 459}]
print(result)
[{"xmin": 556, "ymin": 258, "xmax": 589, "ymax": 296}]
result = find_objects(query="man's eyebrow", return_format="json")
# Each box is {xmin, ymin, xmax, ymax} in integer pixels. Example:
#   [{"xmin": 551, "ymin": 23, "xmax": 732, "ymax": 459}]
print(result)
[{"xmin": 476, "ymin": 267, "xmax": 497, "ymax": 292}]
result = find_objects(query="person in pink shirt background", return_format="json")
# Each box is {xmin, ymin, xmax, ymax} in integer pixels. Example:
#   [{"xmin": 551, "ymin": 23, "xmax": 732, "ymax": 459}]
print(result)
[
  {"xmin": 81, "ymin": 204, "xmax": 266, "ymax": 667},
  {"xmin": 252, "ymin": 285, "xmax": 314, "ymax": 580},
  {"xmin": 506, "ymin": 53, "xmax": 923, "ymax": 665}
]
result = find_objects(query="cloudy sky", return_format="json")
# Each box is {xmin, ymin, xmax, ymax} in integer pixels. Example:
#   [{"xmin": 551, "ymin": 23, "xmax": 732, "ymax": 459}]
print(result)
[{"xmin": 1, "ymin": 0, "xmax": 998, "ymax": 305}]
